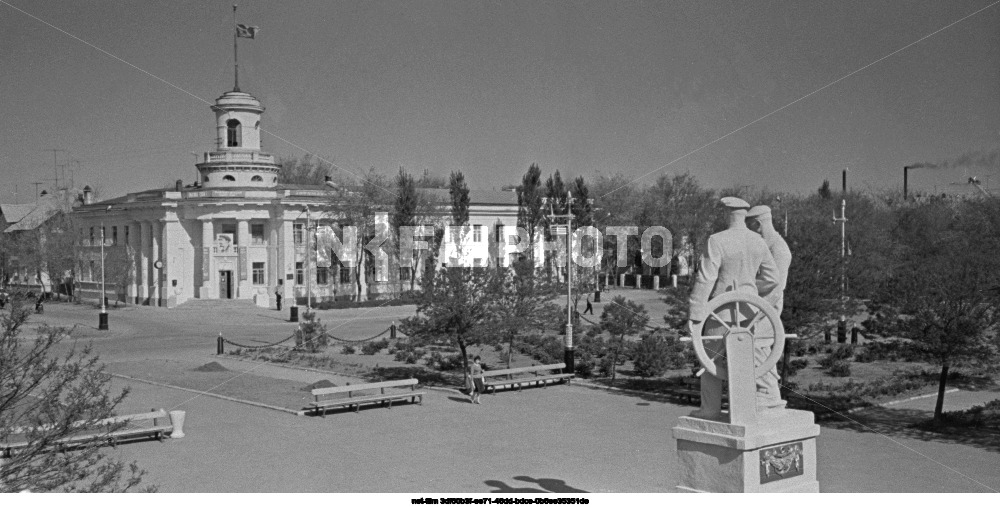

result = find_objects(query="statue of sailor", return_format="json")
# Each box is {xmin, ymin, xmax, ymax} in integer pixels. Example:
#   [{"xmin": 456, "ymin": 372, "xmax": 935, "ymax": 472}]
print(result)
[
  {"xmin": 687, "ymin": 197, "xmax": 781, "ymax": 418},
  {"xmin": 747, "ymin": 205, "xmax": 792, "ymax": 409}
]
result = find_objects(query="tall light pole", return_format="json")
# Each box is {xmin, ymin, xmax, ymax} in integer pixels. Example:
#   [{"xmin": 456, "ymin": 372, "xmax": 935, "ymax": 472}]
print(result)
[
  {"xmin": 546, "ymin": 191, "xmax": 576, "ymax": 375},
  {"xmin": 833, "ymin": 169, "xmax": 848, "ymax": 342},
  {"xmin": 98, "ymin": 205, "xmax": 111, "ymax": 330},
  {"xmin": 305, "ymin": 206, "xmax": 312, "ymax": 311}
]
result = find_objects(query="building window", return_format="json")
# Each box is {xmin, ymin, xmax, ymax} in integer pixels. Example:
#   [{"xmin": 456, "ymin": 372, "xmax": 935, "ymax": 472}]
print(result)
[
  {"xmin": 252, "ymin": 262, "xmax": 265, "ymax": 285},
  {"xmin": 295, "ymin": 262, "xmax": 304, "ymax": 285},
  {"xmin": 221, "ymin": 223, "xmax": 237, "ymax": 244},
  {"xmin": 223, "ymin": 174, "xmax": 236, "ymax": 182},
  {"xmin": 293, "ymin": 223, "xmax": 304, "ymax": 245},
  {"xmin": 250, "ymin": 223, "xmax": 265, "ymax": 245},
  {"xmin": 101, "ymin": 226, "xmax": 106, "ymax": 245},
  {"xmin": 473, "ymin": 258, "xmax": 483, "ymax": 267},
  {"xmin": 226, "ymin": 119, "xmax": 242, "ymax": 147},
  {"xmin": 316, "ymin": 266, "xmax": 328, "ymax": 285},
  {"xmin": 399, "ymin": 267, "xmax": 411, "ymax": 281},
  {"xmin": 339, "ymin": 263, "xmax": 351, "ymax": 284},
  {"xmin": 89, "ymin": 227, "xmax": 94, "ymax": 246},
  {"xmin": 473, "ymin": 225, "xmax": 482, "ymax": 243},
  {"xmin": 89, "ymin": 261, "xmax": 95, "ymax": 282},
  {"xmin": 203, "ymin": 175, "xmax": 209, "ymax": 182},
  {"xmin": 125, "ymin": 225, "xmax": 129, "ymax": 245},
  {"xmin": 112, "ymin": 226, "xmax": 118, "ymax": 245},
  {"xmin": 251, "ymin": 175, "xmax": 263, "ymax": 182}
]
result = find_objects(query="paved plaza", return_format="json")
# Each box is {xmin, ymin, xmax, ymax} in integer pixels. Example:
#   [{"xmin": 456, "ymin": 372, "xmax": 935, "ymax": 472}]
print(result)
[{"xmin": 24, "ymin": 298, "xmax": 1000, "ymax": 493}]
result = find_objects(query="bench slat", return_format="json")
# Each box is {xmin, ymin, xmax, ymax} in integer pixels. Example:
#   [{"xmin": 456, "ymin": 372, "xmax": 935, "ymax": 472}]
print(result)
[
  {"xmin": 312, "ymin": 378, "xmax": 418, "ymax": 397},
  {"xmin": 310, "ymin": 391, "xmax": 425, "ymax": 408},
  {"xmin": 481, "ymin": 363, "xmax": 566, "ymax": 377}
]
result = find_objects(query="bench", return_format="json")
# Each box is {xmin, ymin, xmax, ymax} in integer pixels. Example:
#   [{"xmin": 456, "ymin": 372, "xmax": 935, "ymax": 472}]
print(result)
[
  {"xmin": 481, "ymin": 363, "xmax": 574, "ymax": 394},
  {"xmin": 308, "ymin": 378, "xmax": 425, "ymax": 417},
  {"xmin": 1, "ymin": 409, "xmax": 174, "ymax": 457}
]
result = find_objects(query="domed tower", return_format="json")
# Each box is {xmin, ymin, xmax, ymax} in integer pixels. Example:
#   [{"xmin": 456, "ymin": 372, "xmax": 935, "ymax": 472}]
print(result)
[{"xmin": 195, "ymin": 90, "xmax": 280, "ymax": 188}]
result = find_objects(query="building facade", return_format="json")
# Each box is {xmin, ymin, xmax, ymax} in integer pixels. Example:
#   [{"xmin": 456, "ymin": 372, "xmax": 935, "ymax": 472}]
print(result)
[{"xmin": 72, "ymin": 87, "xmax": 525, "ymax": 308}]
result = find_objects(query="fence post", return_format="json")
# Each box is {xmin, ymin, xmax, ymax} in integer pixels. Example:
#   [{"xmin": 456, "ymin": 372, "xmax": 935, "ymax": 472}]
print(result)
[
  {"xmin": 390, "ymin": 322, "xmax": 397, "ymax": 339},
  {"xmin": 217, "ymin": 333, "xmax": 224, "ymax": 355},
  {"xmin": 851, "ymin": 326, "xmax": 859, "ymax": 345}
]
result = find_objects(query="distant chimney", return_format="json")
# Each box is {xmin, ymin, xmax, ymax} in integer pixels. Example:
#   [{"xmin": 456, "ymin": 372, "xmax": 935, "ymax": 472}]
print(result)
[
  {"xmin": 903, "ymin": 166, "xmax": 911, "ymax": 200},
  {"xmin": 176, "ymin": 179, "xmax": 183, "ymax": 192},
  {"xmin": 83, "ymin": 185, "xmax": 93, "ymax": 205}
]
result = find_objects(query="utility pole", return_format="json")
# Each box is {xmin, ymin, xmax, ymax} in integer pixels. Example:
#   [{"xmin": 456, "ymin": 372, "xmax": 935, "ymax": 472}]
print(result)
[
  {"xmin": 833, "ymin": 168, "xmax": 848, "ymax": 343},
  {"xmin": 546, "ymin": 191, "xmax": 576, "ymax": 375}
]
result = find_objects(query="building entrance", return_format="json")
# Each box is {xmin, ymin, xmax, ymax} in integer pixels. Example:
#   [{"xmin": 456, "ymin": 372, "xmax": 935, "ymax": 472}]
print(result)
[{"xmin": 219, "ymin": 270, "xmax": 233, "ymax": 299}]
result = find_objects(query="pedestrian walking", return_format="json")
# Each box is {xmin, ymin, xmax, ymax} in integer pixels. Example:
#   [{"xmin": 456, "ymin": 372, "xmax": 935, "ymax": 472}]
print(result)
[
  {"xmin": 275, "ymin": 290, "xmax": 282, "ymax": 311},
  {"xmin": 584, "ymin": 295, "xmax": 594, "ymax": 315},
  {"xmin": 469, "ymin": 356, "xmax": 486, "ymax": 404}
]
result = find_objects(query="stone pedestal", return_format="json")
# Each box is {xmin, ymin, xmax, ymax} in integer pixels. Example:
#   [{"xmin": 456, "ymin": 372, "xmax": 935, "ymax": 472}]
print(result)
[{"xmin": 673, "ymin": 409, "xmax": 820, "ymax": 493}]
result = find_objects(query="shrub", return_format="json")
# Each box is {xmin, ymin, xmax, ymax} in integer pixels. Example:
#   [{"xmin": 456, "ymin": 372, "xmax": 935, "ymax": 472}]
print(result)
[
  {"xmin": 361, "ymin": 338, "xmax": 390, "ymax": 355},
  {"xmin": 785, "ymin": 358, "xmax": 809, "ymax": 377},
  {"xmin": 827, "ymin": 360, "xmax": 851, "ymax": 377},
  {"xmin": 425, "ymin": 351, "xmax": 464, "ymax": 371},
  {"xmin": 632, "ymin": 331, "xmax": 690, "ymax": 377},
  {"xmin": 854, "ymin": 339, "xmax": 919, "ymax": 363},
  {"xmin": 341, "ymin": 344, "xmax": 356, "ymax": 354},
  {"xmin": 819, "ymin": 344, "xmax": 854, "ymax": 369}
]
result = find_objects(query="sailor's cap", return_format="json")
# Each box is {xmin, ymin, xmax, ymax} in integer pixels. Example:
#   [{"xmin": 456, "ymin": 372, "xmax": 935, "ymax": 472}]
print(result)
[
  {"xmin": 747, "ymin": 205, "xmax": 772, "ymax": 218},
  {"xmin": 720, "ymin": 196, "xmax": 750, "ymax": 209}
]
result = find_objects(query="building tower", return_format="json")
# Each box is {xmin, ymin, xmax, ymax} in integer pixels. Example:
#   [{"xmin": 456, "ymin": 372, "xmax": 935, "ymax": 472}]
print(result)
[{"xmin": 195, "ymin": 91, "xmax": 280, "ymax": 188}]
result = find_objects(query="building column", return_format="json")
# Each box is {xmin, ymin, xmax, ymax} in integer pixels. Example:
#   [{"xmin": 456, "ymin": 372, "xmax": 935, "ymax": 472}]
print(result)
[
  {"xmin": 200, "ymin": 219, "xmax": 214, "ymax": 299},
  {"xmin": 159, "ymin": 219, "xmax": 172, "ymax": 307},
  {"xmin": 139, "ymin": 221, "xmax": 150, "ymax": 305},
  {"xmin": 151, "ymin": 220, "xmax": 162, "ymax": 307},
  {"xmin": 268, "ymin": 218, "xmax": 280, "ymax": 294},
  {"xmin": 237, "ymin": 219, "xmax": 251, "ymax": 299},
  {"xmin": 128, "ymin": 222, "xmax": 141, "ymax": 304},
  {"xmin": 280, "ymin": 219, "xmax": 295, "ymax": 304}
]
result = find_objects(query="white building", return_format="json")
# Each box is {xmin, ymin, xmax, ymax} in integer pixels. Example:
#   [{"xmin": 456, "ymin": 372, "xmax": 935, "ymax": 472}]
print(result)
[{"xmin": 72, "ymin": 87, "xmax": 525, "ymax": 308}]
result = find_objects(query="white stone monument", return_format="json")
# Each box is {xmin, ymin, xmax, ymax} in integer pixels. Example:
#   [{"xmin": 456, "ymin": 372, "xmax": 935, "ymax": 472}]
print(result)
[{"xmin": 673, "ymin": 292, "xmax": 820, "ymax": 492}]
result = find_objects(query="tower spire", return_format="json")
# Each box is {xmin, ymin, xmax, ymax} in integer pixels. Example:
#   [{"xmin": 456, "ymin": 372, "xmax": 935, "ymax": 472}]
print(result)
[{"xmin": 232, "ymin": 4, "xmax": 240, "ymax": 92}]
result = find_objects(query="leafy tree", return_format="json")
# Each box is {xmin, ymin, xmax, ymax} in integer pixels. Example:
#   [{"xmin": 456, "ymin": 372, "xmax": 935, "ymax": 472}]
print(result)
[
  {"xmin": 516, "ymin": 164, "xmax": 545, "ymax": 265},
  {"xmin": 817, "ymin": 180, "xmax": 832, "ymax": 199},
  {"xmin": 277, "ymin": 154, "xmax": 332, "ymax": 185},
  {"xmin": 570, "ymin": 176, "xmax": 593, "ymax": 227},
  {"xmin": 599, "ymin": 296, "xmax": 649, "ymax": 382},
  {"xmin": 486, "ymin": 259, "xmax": 559, "ymax": 369},
  {"xmin": 391, "ymin": 168, "xmax": 422, "ymax": 292},
  {"xmin": 0, "ymin": 301, "xmax": 153, "ymax": 492},
  {"xmin": 400, "ymin": 267, "xmax": 495, "ymax": 383},
  {"xmin": 449, "ymin": 171, "xmax": 470, "ymax": 227},
  {"xmin": 863, "ymin": 197, "xmax": 1000, "ymax": 421},
  {"xmin": 294, "ymin": 309, "xmax": 328, "ymax": 352},
  {"xmin": 632, "ymin": 329, "xmax": 690, "ymax": 377}
]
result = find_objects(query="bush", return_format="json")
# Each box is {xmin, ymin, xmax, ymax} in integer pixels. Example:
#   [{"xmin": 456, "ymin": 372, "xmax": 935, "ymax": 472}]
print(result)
[
  {"xmin": 425, "ymin": 351, "xmax": 464, "ymax": 371},
  {"xmin": 514, "ymin": 334, "xmax": 563, "ymax": 365},
  {"xmin": 828, "ymin": 360, "xmax": 851, "ymax": 377},
  {"xmin": 341, "ymin": 344, "xmax": 356, "ymax": 354},
  {"xmin": 819, "ymin": 344, "xmax": 854, "ymax": 368},
  {"xmin": 785, "ymin": 358, "xmax": 809, "ymax": 377},
  {"xmin": 361, "ymin": 339, "xmax": 390, "ymax": 355},
  {"xmin": 632, "ymin": 331, "xmax": 690, "ymax": 378},
  {"xmin": 854, "ymin": 339, "xmax": 919, "ymax": 363}
]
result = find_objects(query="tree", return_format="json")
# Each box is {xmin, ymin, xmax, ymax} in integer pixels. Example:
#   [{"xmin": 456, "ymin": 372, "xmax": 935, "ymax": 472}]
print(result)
[
  {"xmin": 392, "ymin": 168, "xmax": 419, "ymax": 292},
  {"xmin": 278, "ymin": 154, "xmax": 331, "ymax": 185},
  {"xmin": 817, "ymin": 180, "xmax": 832, "ymax": 200},
  {"xmin": 599, "ymin": 296, "xmax": 649, "ymax": 382},
  {"xmin": 323, "ymin": 168, "xmax": 394, "ymax": 301},
  {"xmin": 516, "ymin": 164, "xmax": 545, "ymax": 265},
  {"xmin": 863, "ymin": 197, "xmax": 1000, "ymax": 421},
  {"xmin": 486, "ymin": 259, "xmax": 559, "ymax": 369},
  {"xmin": 570, "ymin": 176, "xmax": 592, "ymax": 227},
  {"xmin": 0, "ymin": 301, "xmax": 153, "ymax": 492},
  {"xmin": 400, "ymin": 267, "xmax": 495, "ymax": 382},
  {"xmin": 449, "ymin": 171, "xmax": 470, "ymax": 227}
]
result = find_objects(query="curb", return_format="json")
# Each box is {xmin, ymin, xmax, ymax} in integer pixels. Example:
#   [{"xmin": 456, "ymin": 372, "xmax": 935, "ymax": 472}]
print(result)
[
  {"xmin": 572, "ymin": 379, "xmax": 681, "ymax": 402},
  {"xmin": 109, "ymin": 373, "xmax": 306, "ymax": 416},
  {"xmin": 846, "ymin": 388, "xmax": 960, "ymax": 414}
]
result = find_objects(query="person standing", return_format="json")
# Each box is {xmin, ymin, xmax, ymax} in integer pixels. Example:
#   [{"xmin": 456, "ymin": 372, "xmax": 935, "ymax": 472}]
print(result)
[
  {"xmin": 275, "ymin": 290, "xmax": 282, "ymax": 311},
  {"xmin": 688, "ymin": 197, "xmax": 780, "ymax": 419},
  {"xmin": 469, "ymin": 356, "xmax": 486, "ymax": 404}
]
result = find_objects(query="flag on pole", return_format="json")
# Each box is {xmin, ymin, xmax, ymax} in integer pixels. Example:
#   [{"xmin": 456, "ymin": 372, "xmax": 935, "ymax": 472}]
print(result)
[{"xmin": 236, "ymin": 24, "xmax": 259, "ymax": 39}]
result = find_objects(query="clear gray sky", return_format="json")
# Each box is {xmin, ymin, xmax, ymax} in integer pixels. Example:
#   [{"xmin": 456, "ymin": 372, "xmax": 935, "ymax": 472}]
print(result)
[{"xmin": 2, "ymin": 0, "xmax": 998, "ymax": 203}]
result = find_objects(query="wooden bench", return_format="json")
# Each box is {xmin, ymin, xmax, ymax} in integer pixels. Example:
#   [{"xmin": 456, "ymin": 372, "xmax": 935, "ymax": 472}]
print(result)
[
  {"xmin": 481, "ymin": 363, "xmax": 574, "ymax": 394},
  {"xmin": 308, "ymin": 378, "xmax": 425, "ymax": 417},
  {"xmin": 2, "ymin": 409, "xmax": 173, "ymax": 457}
]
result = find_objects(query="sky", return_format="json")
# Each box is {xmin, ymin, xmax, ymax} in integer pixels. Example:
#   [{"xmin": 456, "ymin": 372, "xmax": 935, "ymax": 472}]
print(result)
[{"xmin": 1, "ymin": 0, "xmax": 999, "ymax": 204}]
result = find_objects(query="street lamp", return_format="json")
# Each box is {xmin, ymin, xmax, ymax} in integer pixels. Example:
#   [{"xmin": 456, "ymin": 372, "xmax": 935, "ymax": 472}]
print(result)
[
  {"xmin": 546, "ymin": 191, "xmax": 576, "ymax": 375},
  {"xmin": 98, "ymin": 205, "xmax": 111, "ymax": 330}
]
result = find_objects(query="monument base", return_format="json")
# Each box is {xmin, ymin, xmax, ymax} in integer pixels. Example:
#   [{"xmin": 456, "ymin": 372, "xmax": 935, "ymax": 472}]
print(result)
[{"xmin": 672, "ymin": 408, "xmax": 820, "ymax": 493}]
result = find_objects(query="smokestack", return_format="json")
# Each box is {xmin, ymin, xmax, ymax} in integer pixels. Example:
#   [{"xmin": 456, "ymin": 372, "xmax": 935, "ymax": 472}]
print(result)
[
  {"xmin": 82, "ymin": 185, "xmax": 93, "ymax": 205},
  {"xmin": 175, "ymin": 179, "xmax": 183, "ymax": 192},
  {"xmin": 903, "ymin": 166, "xmax": 911, "ymax": 200},
  {"xmin": 842, "ymin": 168, "xmax": 847, "ymax": 195}
]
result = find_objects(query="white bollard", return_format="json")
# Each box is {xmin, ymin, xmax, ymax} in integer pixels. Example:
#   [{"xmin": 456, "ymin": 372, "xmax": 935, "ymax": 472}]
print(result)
[
  {"xmin": 672, "ymin": 274, "xmax": 678, "ymax": 288},
  {"xmin": 169, "ymin": 410, "xmax": 186, "ymax": 438},
  {"xmin": 653, "ymin": 275, "xmax": 660, "ymax": 290},
  {"xmin": 619, "ymin": 274, "xmax": 626, "ymax": 288}
]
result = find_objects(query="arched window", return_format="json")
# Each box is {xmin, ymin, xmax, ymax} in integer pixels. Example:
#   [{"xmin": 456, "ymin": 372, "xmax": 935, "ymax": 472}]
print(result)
[
  {"xmin": 223, "ymin": 174, "xmax": 236, "ymax": 182},
  {"xmin": 251, "ymin": 175, "xmax": 263, "ymax": 182},
  {"xmin": 226, "ymin": 119, "xmax": 242, "ymax": 147},
  {"xmin": 203, "ymin": 175, "xmax": 209, "ymax": 182},
  {"xmin": 272, "ymin": 176, "xmax": 277, "ymax": 183}
]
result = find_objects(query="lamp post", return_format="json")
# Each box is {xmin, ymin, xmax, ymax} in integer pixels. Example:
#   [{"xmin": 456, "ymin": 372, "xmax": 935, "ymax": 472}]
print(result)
[
  {"xmin": 546, "ymin": 191, "xmax": 576, "ymax": 375},
  {"xmin": 98, "ymin": 205, "xmax": 111, "ymax": 330},
  {"xmin": 305, "ymin": 206, "xmax": 312, "ymax": 311}
]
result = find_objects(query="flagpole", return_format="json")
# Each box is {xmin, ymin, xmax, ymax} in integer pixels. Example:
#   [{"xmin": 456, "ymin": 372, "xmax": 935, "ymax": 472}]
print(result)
[{"xmin": 232, "ymin": 4, "xmax": 240, "ymax": 92}]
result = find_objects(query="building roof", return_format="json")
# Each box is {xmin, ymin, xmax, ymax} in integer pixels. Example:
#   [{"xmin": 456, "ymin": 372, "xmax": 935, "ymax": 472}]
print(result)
[
  {"xmin": 0, "ymin": 203, "xmax": 36, "ymax": 224},
  {"xmin": 2, "ymin": 197, "xmax": 72, "ymax": 233}
]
